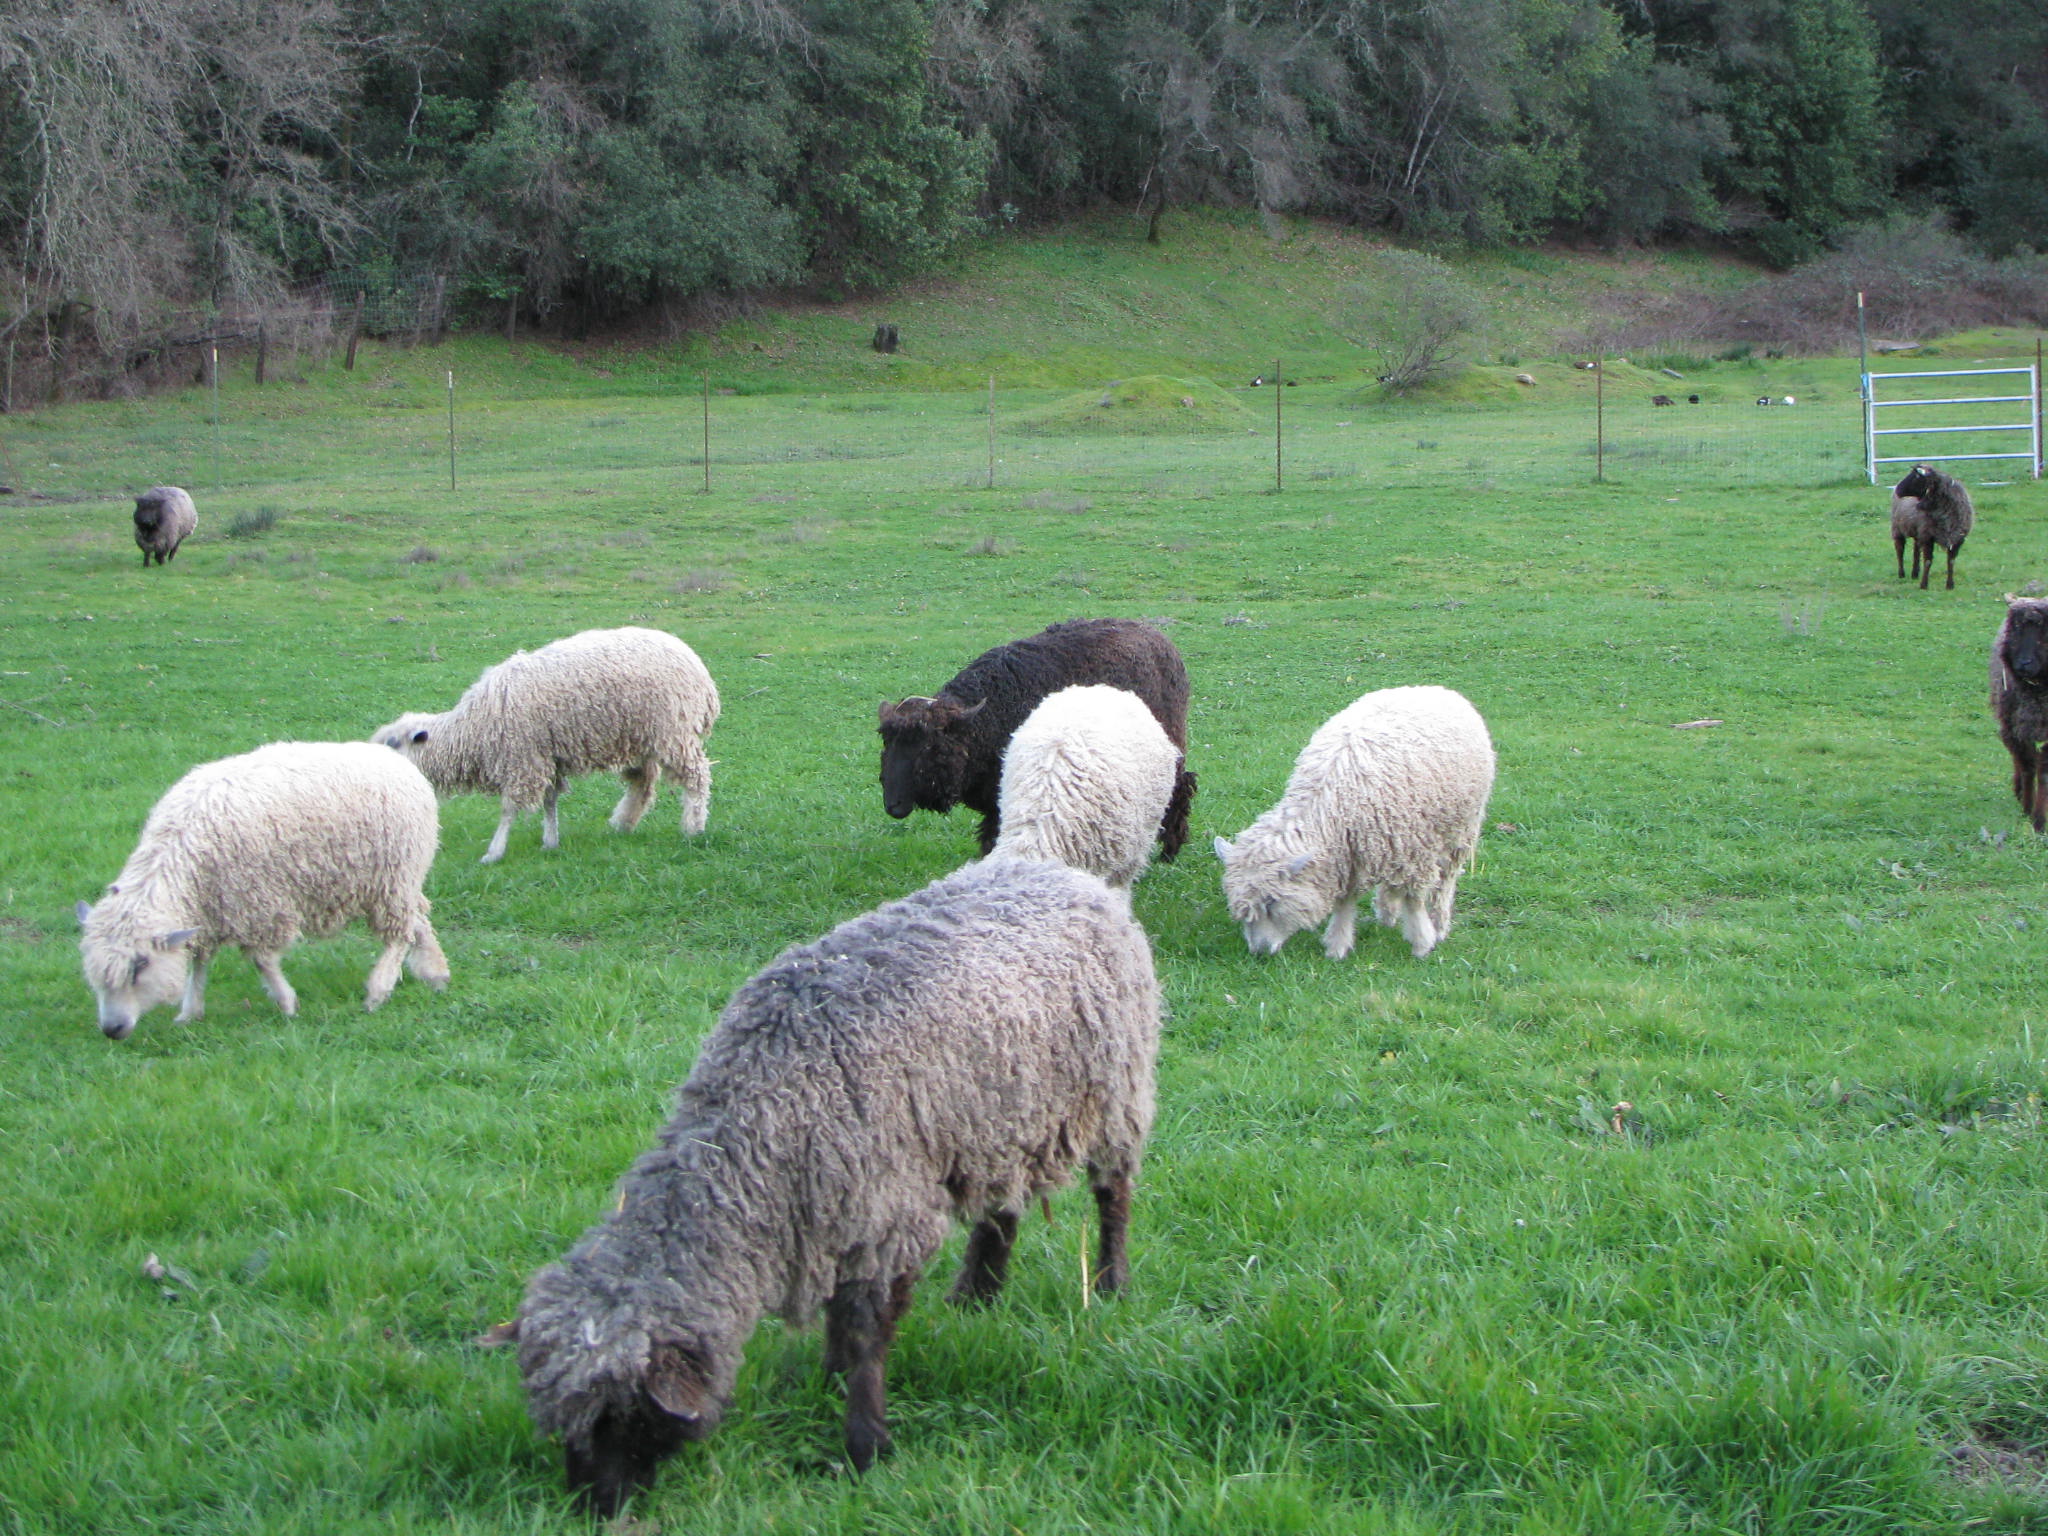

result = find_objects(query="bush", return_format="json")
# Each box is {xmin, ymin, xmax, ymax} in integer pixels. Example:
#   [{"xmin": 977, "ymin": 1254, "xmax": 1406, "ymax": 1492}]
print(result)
[{"xmin": 224, "ymin": 506, "xmax": 278, "ymax": 539}]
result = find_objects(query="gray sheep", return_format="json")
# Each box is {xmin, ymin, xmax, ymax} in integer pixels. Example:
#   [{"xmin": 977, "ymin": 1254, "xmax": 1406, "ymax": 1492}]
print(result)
[
  {"xmin": 482, "ymin": 856, "xmax": 1161, "ymax": 1515},
  {"xmin": 1890, "ymin": 464, "xmax": 1974, "ymax": 590},
  {"xmin": 132, "ymin": 486, "xmax": 197, "ymax": 566}
]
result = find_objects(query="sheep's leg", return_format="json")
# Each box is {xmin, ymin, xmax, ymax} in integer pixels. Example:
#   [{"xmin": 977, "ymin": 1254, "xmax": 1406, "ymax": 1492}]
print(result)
[
  {"xmin": 1322, "ymin": 895, "xmax": 1360, "ymax": 959},
  {"xmin": 975, "ymin": 811, "xmax": 1002, "ymax": 855},
  {"xmin": 1090, "ymin": 1167, "xmax": 1133, "ymax": 1295},
  {"xmin": 1918, "ymin": 539, "xmax": 1934, "ymax": 590},
  {"xmin": 406, "ymin": 914, "xmax": 451, "ymax": 990},
  {"xmin": 1944, "ymin": 544, "xmax": 1959, "ymax": 590},
  {"xmin": 609, "ymin": 759, "xmax": 660, "ymax": 832},
  {"xmin": 1893, "ymin": 534, "xmax": 1907, "ymax": 579},
  {"xmin": 541, "ymin": 784, "xmax": 562, "ymax": 851},
  {"xmin": 826, "ymin": 1271, "xmax": 915, "ymax": 1471},
  {"xmin": 174, "ymin": 953, "xmax": 211, "ymax": 1023},
  {"xmin": 481, "ymin": 800, "xmax": 518, "ymax": 864},
  {"xmin": 1157, "ymin": 765, "xmax": 1196, "ymax": 862},
  {"xmin": 1426, "ymin": 876, "xmax": 1459, "ymax": 940},
  {"xmin": 663, "ymin": 743, "xmax": 711, "ymax": 837},
  {"xmin": 364, "ymin": 935, "xmax": 408, "ymax": 1011},
  {"xmin": 2012, "ymin": 738, "xmax": 2046, "ymax": 831},
  {"xmin": 248, "ymin": 951, "xmax": 299, "ymax": 1016},
  {"xmin": 947, "ymin": 1209, "xmax": 1020, "ymax": 1307},
  {"xmin": 1380, "ymin": 887, "xmax": 1441, "ymax": 957}
]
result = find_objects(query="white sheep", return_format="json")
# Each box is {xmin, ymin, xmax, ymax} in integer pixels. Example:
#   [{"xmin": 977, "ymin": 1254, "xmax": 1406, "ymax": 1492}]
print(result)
[
  {"xmin": 76, "ymin": 741, "xmax": 449, "ymax": 1039},
  {"xmin": 372, "ymin": 626, "xmax": 720, "ymax": 863},
  {"xmin": 991, "ymin": 684, "xmax": 1181, "ymax": 887},
  {"xmin": 1213, "ymin": 685, "xmax": 1495, "ymax": 959}
]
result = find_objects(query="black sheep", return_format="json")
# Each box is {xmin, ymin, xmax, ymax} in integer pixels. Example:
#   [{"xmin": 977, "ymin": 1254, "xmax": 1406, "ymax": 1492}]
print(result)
[
  {"xmin": 879, "ymin": 618, "xmax": 1196, "ymax": 859},
  {"xmin": 1891, "ymin": 463, "xmax": 1975, "ymax": 590},
  {"xmin": 1992, "ymin": 598, "xmax": 2048, "ymax": 833}
]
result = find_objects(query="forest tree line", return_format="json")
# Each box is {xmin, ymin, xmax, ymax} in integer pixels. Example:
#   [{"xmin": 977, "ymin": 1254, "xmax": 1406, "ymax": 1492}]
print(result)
[{"xmin": 1, "ymin": 0, "xmax": 2044, "ymax": 361}]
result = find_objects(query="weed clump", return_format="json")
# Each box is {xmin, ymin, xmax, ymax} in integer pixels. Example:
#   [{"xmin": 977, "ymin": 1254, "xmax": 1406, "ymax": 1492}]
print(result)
[{"xmin": 224, "ymin": 506, "xmax": 278, "ymax": 539}]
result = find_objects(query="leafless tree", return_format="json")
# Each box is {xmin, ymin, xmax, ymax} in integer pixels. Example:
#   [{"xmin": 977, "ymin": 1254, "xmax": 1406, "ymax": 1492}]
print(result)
[{"xmin": 0, "ymin": 0, "xmax": 357, "ymax": 371}]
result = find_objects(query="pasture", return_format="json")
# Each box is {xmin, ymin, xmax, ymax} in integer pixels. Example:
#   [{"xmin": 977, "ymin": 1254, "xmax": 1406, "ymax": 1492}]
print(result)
[{"xmin": 3, "ymin": 331, "xmax": 2047, "ymax": 1535}]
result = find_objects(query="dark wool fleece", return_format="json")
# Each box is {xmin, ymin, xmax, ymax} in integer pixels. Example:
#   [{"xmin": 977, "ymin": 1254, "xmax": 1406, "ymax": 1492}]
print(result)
[{"xmin": 884, "ymin": 617, "xmax": 1196, "ymax": 855}]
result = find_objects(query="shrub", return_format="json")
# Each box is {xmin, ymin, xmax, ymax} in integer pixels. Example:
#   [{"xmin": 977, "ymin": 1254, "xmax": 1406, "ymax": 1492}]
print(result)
[{"xmin": 224, "ymin": 507, "xmax": 278, "ymax": 539}]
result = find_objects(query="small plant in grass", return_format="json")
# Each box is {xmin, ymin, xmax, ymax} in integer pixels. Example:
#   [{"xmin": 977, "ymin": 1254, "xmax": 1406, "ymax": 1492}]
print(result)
[
  {"xmin": 224, "ymin": 506, "xmax": 278, "ymax": 538},
  {"xmin": 673, "ymin": 568, "xmax": 726, "ymax": 592},
  {"xmin": 403, "ymin": 545, "xmax": 439, "ymax": 563},
  {"xmin": 1020, "ymin": 492, "xmax": 1093, "ymax": 515},
  {"xmin": 966, "ymin": 534, "xmax": 1010, "ymax": 556}
]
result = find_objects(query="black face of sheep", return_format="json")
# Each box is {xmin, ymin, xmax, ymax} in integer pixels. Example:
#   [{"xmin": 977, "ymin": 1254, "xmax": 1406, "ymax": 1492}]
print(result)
[
  {"xmin": 2007, "ymin": 605, "xmax": 2048, "ymax": 685},
  {"xmin": 877, "ymin": 697, "xmax": 981, "ymax": 819},
  {"xmin": 1894, "ymin": 464, "xmax": 1937, "ymax": 501},
  {"xmin": 478, "ymin": 1319, "xmax": 721, "ymax": 1518}
]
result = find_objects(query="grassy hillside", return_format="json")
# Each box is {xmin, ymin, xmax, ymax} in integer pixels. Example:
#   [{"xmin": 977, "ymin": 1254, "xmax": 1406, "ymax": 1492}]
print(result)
[{"xmin": 3, "ymin": 227, "xmax": 2047, "ymax": 1535}]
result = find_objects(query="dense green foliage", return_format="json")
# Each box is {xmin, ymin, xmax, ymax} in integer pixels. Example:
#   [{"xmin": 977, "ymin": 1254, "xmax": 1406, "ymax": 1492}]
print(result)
[
  {"xmin": 3, "ymin": 283, "xmax": 2048, "ymax": 1532},
  {"xmin": 1, "ymin": 0, "xmax": 2046, "ymax": 361}
]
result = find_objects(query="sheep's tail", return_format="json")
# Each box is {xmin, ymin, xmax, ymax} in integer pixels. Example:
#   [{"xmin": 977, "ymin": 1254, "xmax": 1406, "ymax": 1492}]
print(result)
[{"xmin": 1157, "ymin": 764, "xmax": 1196, "ymax": 862}]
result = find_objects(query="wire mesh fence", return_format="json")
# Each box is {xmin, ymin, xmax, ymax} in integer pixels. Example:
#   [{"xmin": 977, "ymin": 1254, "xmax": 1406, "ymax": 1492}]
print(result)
[{"xmin": 4, "ymin": 357, "xmax": 2037, "ymax": 506}]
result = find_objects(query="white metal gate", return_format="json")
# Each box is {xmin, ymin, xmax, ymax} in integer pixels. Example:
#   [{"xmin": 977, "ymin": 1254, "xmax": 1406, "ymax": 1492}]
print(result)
[{"xmin": 1864, "ymin": 364, "xmax": 2040, "ymax": 483}]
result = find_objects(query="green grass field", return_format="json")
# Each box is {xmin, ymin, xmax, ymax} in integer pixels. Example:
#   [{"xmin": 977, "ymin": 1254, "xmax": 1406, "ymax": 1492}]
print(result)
[{"xmin": 5, "ymin": 220, "xmax": 2048, "ymax": 1534}]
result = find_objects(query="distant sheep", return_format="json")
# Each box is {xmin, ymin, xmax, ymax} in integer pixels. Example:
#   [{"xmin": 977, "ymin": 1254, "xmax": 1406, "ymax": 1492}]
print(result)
[
  {"xmin": 1651, "ymin": 394, "xmax": 1675, "ymax": 407},
  {"xmin": 482, "ymin": 856, "xmax": 1160, "ymax": 1515},
  {"xmin": 132, "ymin": 486, "xmax": 196, "ymax": 566},
  {"xmin": 1214, "ymin": 685, "xmax": 1495, "ymax": 959},
  {"xmin": 1992, "ymin": 597, "xmax": 2048, "ymax": 833},
  {"xmin": 992, "ymin": 685, "xmax": 1180, "ymax": 887},
  {"xmin": 373, "ymin": 626, "xmax": 719, "ymax": 863},
  {"xmin": 879, "ymin": 618, "xmax": 1195, "ymax": 859},
  {"xmin": 1891, "ymin": 464, "xmax": 1974, "ymax": 589},
  {"xmin": 76, "ymin": 741, "xmax": 448, "ymax": 1039}
]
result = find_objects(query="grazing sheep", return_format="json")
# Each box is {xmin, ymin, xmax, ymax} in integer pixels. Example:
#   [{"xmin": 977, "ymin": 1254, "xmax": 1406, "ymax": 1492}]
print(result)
[
  {"xmin": 1214, "ymin": 685, "xmax": 1495, "ymax": 960},
  {"xmin": 1992, "ymin": 597, "xmax": 2048, "ymax": 833},
  {"xmin": 992, "ymin": 685, "xmax": 1180, "ymax": 887},
  {"xmin": 1650, "ymin": 394, "xmax": 1675, "ymax": 407},
  {"xmin": 132, "ymin": 486, "xmax": 197, "ymax": 566},
  {"xmin": 879, "ymin": 618, "xmax": 1195, "ymax": 859},
  {"xmin": 373, "ymin": 626, "xmax": 719, "ymax": 863},
  {"xmin": 482, "ymin": 856, "xmax": 1160, "ymax": 1515},
  {"xmin": 1891, "ymin": 464, "xmax": 1975, "ymax": 589},
  {"xmin": 76, "ymin": 741, "xmax": 448, "ymax": 1039}
]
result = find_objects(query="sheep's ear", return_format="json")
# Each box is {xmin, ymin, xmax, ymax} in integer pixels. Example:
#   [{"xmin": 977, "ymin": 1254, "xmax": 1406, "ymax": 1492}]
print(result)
[
  {"xmin": 75, "ymin": 900, "xmax": 92, "ymax": 925},
  {"xmin": 1212, "ymin": 836, "xmax": 1233, "ymax": 861},
  {"xmin": 474, "ymin": 1319, "xmax": 521, "ymax": 1348},
  {"xmin": 410, "ymin": 728, "xmax": 430, "ymax": 745},
  {"xmin": 155, "ymin": 928, "xmax": 199, "ymax": 950},
  {"xmin": 644, "ymin": 1345, "xmax": 711, "ymax": 1423}
]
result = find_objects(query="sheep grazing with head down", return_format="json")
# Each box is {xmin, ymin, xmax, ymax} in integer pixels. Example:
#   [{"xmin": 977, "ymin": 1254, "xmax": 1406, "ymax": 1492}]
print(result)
[
  {"xmin": 992, "ymin": 684, "xmax": 1180, "ymax": 888},
  {"xmin": 1890, "ymin": 464, "xmax": 1975, "ymax": 590},
  {"xmin": 481, "ymin": 856, "xmax": 1160, "ymax": 1516},
  {"xmin": 879, "ymin": 618, "xmax": 1195, "ymax": 859},
  {"xmin": 1215, "ymin": 685, "xmax": 1495, "ymax": 960},
  {"xmin": 1992, "ymin": 597, "xmax": 2048, "ymax": 832},
  {"xmin": 76, "ymin": 741, "xmax": 448, "ymax": 1039},
  {"xmin": 132, "ymin": 486, "xmax": 197, "ymax": 566},
  {"xmin": 372, "ymin": 626, "xmax": 720, "ymax": 863}
]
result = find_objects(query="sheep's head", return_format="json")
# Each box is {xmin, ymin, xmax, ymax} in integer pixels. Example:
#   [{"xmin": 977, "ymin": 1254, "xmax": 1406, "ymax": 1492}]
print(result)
[
  {"xmin": 2004, "ymin": 600, "xmax": 2048, "ymax": 685},
  {"xmin": 877, "ymin": 696, "xmax": 982, "ymax": 817},
  {"xmin": 132, "ymin": 494, "xmax": 165, "ymax": 529},
  {"xmin": 370, "ymin": 712, "xmax": 437, "ymax": 762},
  {"xmin": 76, "ymin": 895, "xmax": 197, "ymax": 1040},
  {"xmin": 1894, "ymin": 464, "xmax": 1937, "ymax": 501},
  {"xmin": 1212, "ymin": 834, "xmax": 1324, "ymax": 955},
  {"xmin": 481, "ymin": 1311, "xmax": 724, "ymax": 1518}
]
